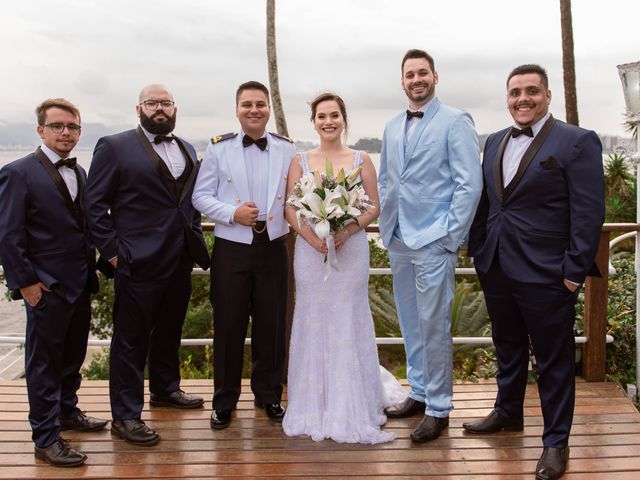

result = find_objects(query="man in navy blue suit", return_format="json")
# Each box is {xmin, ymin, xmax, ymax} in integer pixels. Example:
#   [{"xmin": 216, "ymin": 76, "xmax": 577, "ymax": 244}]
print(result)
[
  {"xmin": 85, "ymin": 85, "xmax": 210, "ymax": 446},
  {"xmin": 466, "ymin": 65, "xmax": 605, "ymax": 480},
  {"xmin": 0, "ymin": 98, "xmax": 107, "ymax": 467}
]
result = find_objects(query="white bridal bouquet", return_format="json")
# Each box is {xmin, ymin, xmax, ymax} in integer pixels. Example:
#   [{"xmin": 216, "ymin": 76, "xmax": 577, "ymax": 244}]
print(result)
[{"xmin": 287, "ymin": 159, "xmax": 374, "ymax": 279}]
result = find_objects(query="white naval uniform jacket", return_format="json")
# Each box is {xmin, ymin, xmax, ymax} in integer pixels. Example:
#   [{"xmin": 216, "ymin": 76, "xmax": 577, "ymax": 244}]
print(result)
[{"xmin": 192, "ymin": 132, "xmax": 296, "ymax": 244}]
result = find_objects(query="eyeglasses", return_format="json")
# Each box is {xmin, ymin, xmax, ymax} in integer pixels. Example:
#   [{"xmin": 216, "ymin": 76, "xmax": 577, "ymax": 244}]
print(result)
[
  {"xmin": 140, "ymin": 99, "xmax": 175, "ymax": 110},
  {"xmin": 43, "ymin": 123, "xmax": 81, "ymax": 134}
]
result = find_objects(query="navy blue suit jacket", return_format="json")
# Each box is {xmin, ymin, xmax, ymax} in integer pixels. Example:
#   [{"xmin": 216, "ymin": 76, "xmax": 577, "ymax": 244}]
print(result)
[
  {"xmin": 85, "ymin": 127, "xmax": 209, "ymax": 281},
  {"xmin": 469, "ymin": 117, "xmax": 605, "ymax": 284},
  {"xmin": 0, "ymin": 148, "xmax": 98, "ymax": 303}
]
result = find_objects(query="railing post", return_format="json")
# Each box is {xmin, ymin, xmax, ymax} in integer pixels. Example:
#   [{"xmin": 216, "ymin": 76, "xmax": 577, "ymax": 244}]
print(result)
[{"xmin": 582, "ymin": 230, "xmax": 611, "ymax": 381}]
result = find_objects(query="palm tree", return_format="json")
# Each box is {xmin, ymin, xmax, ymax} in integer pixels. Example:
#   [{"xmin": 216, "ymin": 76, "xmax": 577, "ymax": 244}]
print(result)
[
  {"xmin": 266, "ymin": 0, "xmax": 294, "ymax": 383},
  {"xmin": 560, "ymin": 0, "xmax": 579, "ymax": 126},
  {"xmin": 266, "ymin": 0, "xmax": 289, "ymax": 136}
]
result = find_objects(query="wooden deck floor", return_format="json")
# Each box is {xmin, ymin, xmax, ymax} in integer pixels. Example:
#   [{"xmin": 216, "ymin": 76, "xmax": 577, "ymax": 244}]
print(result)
[{"xmin": 0, "ymin": 379, "xmax": 639, "ymax": 479}]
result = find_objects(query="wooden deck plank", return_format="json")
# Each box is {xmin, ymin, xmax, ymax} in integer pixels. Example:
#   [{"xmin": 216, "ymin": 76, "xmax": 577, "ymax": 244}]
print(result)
[{"xmin": 0, "ymin": 379, "xmax": 638, "ymax": 478}]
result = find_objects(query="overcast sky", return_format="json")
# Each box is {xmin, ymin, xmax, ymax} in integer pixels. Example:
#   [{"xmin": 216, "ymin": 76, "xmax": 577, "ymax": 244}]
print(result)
[{"xmin": 1, "ymin": 0, "xmax": 638, "ymax": 142}]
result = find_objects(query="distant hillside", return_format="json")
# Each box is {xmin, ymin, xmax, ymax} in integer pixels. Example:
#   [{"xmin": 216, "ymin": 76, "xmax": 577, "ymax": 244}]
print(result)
[
  {"xmin": 0, "ymin": 121, "xmax": 131, "ymax": 150},
  {"xmin": 0, "ymin": 122, "xmax": 633, "ymax": 155}
]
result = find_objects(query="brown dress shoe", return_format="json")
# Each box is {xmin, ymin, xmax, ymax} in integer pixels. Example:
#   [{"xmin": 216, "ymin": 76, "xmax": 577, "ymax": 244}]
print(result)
[
  {"xmin": 60, "ymin": 411, "xmax": 109, "ymax": 432},
  {"xmin": 462, "ymin": 409, "xmax": 524, "ymax": 433},
  {"xmin": 34, "ymin": 438, "xmax": 87, "ymax": 467},
  {"xmin": 536, "ymin": 447, "xmax": 569, "ymax": 480},
  {"xmin": 149, "ymin": 390, "xmax": 204, "ymax": 409},
  {"xmin": 111, "ymin": 419, "xmax": 159, "ymax": 446},
  {"xmin": 410, "ymin": 415, "xmax": 449, "ymax": 442},
  {"xmin": 384, "ymin": 397, "xmax": 426, "ymax": 418}
]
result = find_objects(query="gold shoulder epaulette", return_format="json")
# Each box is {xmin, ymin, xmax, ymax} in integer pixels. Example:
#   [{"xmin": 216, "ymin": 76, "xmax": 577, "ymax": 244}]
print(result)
[
  {"xmin": 211, "ymin": 133, "xmax": 238, "ymax": 144},
  {"xmin": 268, "ymin": 132, "xmax": 294, "ymax": 143}
]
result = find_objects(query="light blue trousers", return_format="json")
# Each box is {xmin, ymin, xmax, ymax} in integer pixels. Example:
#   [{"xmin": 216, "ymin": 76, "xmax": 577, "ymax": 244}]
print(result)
[{"xmin": 388, "ymin": 237, "xmax": 456, "ymax": 417}]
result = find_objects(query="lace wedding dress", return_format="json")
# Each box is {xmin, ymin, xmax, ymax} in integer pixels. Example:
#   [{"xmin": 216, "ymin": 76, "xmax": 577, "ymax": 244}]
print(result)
[{"xmin": 283, "ymin": 151, "xmax": 407, "ymax": 444}]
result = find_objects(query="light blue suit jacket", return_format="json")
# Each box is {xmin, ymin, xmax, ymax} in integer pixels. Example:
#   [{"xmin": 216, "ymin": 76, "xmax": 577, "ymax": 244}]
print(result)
[{"xmin": 378, "ymin": 98, "xmax": 482, "ymax": 251}]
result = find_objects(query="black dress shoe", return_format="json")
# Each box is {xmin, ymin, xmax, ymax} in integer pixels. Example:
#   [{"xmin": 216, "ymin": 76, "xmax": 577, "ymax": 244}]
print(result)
[
  {"xmin": 536, "ymin": 447, "xmax": 569, "ymax": 480},
  {"xmin": 149, "ymin": 389, "xmax": 204, "ymax": 409},
  {"xmin": 34, "ymin": 438, "xmax": 87, "ymax": 467},
  {"xmin": 410, "ymin": 415, "xmax": 449, "ymax": 442},
  {"xmin": 462, "ymin": 409, "xmax": 524, "ymax": 434},
  {"xmin": 111, "ymin": 419, "xmax": 159, "ymax": 446},
  {"xmin": 210, "ymin": 409, "xmax": 232, "ymax": 430},
  {"xmin": 384, "ymin": 397, "xmax": 426, "ymax": 418},
  {"xmin": 254, "ymin": 400, "xmax": 286, "ymax": 422},
  {"xmin": 60, "ymin": 412, "xmax": 109, "ymax": 432}
]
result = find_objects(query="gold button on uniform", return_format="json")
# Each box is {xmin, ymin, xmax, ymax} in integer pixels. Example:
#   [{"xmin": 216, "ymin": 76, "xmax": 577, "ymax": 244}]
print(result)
[
  {"xmin": 227, "ymin": 177, "xmax": 232, "ymax": 183},
  {"xmin": 277, "ymin": 194, "xmax": 282, "ymax": 200},
  {"xmin": 269, "ymin": 215, "xmax": 273, "ymax": 221},
  {"xmin": 236, "ymin": 197, "xmax": 241, "ymax": 203}
]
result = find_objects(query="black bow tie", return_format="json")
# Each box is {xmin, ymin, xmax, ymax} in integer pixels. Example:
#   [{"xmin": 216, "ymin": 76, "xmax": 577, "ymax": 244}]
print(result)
[
  {"xmin": 242, "ymin": 135, "xmax": 268, "ymax": 151},
  {"xmin": 55, "ymin": 157, "xmax": 77, "ymax": 169},
  {"xmin": 406, "ymin": 110, "xmax": 424, "ymax": 120},
  {"xmin": 511, "ymin": 126, "xmax": 534, "ymax": 138},
  {"xmin": 153, "ymin": 135, "xmax": 174, "ymax": 144}
]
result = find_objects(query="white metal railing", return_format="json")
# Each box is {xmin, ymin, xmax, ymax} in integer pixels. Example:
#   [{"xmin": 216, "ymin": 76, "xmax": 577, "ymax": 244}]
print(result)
[
  {"xmin": 0, "ymin": 335, "xmax": 615, "ymax": 347},
  {"xmin": 0, "ymin": 237, "xmax": 625, "ymax": 350}
]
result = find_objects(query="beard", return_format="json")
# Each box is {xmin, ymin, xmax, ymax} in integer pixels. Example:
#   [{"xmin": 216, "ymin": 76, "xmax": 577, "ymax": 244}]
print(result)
[
  {"xmin": 404, "ymin": 82, "xmax": 435, "ymax": 105},
  {"xmin": 140, "ymin": 109, "xmax": 177, "ymax": 135}
]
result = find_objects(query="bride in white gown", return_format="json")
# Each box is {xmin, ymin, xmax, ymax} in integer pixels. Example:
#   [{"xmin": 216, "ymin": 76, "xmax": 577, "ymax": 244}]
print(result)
[{"xmin": 283, "ymin": 93, "xmax": 406, "ymax": 444}]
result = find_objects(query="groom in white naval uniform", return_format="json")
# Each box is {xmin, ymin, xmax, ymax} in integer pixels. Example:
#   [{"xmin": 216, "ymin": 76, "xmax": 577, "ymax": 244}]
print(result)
[
  {"xmin": 379, "ymin": 49, "xmax": 482, "ymax": 442},
  {"xmin": 192, "ymin": 81, "xmax": 296, "ymax": 429}
]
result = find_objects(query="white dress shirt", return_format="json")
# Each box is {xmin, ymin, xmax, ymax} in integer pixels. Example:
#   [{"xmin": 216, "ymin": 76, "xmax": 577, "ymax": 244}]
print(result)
[
  {"xmin": 241, "ymin": 130, "xmax": 270, "ymax": 221},
  {"xmin": 140, "ymin": 126, "xmax": 186, "ymax": 178},
  {"xmin": 502, "ymin": 113, "xmax": 550, "ymax": 187},
  {"xmin": 405, "ymin": 98, "xmax": 435, "ymax": 144},
  {"xmin": 40, "ymin": 144, "xmax": 78, "ymax": 201}
]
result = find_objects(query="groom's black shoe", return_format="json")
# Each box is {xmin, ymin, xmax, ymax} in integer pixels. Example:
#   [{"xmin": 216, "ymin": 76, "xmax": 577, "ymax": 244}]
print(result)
[
  {"xmin": 254, "ymin": 400, "xmax": 286, "ymax": 422},
  {"xmin": 410, "ymin": 414, "xmax": 449, "ymax": 442},
  {"xmin": 535, "ymin": 447, "xmax": 569, "ymax": 480},
  {"xmin": 462, "ymin": 409, "xmax": 524, "ymax": 434},
  {"xmin": 384, "ymin": 397, "xmax": 426, "ymax": 418},
  {"xmin": 210, "ymin": 409, "xmax": 232, "ymax": 430}
]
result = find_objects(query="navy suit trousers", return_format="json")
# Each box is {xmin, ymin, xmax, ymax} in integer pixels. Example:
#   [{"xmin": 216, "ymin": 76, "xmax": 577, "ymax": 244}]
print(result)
[
  {"xmin": 109, "ymin": 254, "xmax": 193, "ymax": 420},
  {"xmin": 478, "ymin": 257, "xmax": 578, "ymax": 448},
  {"xmin": 24, "ymin": 289, "xmax": 91, "ymax": 448}
]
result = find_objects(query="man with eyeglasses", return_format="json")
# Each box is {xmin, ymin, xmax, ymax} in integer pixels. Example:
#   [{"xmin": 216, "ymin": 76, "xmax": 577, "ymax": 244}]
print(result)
[
  {"xmin": 0, "ymin": 98, "xmax": 108, "ymax": 467},
  {"xmin": 85, "ymin": 84, "xmax": 210, "ymax": 446}
]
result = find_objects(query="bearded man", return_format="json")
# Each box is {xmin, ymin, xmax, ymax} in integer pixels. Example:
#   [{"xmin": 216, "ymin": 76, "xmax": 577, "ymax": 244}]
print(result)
[
  {"xmin": 378, "ymin": 49, "xmax": 482, "ymax": 442},
  {"xmin": 85, "ymin": 84, "xmax": 210, "ymax": 446}
]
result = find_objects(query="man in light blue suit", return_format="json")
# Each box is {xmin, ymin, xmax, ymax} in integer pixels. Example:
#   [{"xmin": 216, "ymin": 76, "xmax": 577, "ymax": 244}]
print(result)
[{"xmin": 379, "ymin": 49, "xmax": 482, "ymax": 442}]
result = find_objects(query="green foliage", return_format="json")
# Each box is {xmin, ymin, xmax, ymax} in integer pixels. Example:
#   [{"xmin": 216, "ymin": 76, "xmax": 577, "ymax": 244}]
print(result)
[
  {"xmin": 81, "ymin": 348, "xmax": 110, "ymax": 380},
  {"xmin": 604, "ymin": 153, "xmax": 636, "ymax": 223},
  {"xmin": 605, "ymin": 255, "xmax": 637, "ymax": 385}
]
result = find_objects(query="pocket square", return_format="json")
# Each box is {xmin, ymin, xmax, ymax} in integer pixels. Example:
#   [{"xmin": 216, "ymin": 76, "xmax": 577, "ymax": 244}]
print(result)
[{"xmin": 539, "ymin": 156, "xmax": 557, "ymax": 169}]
